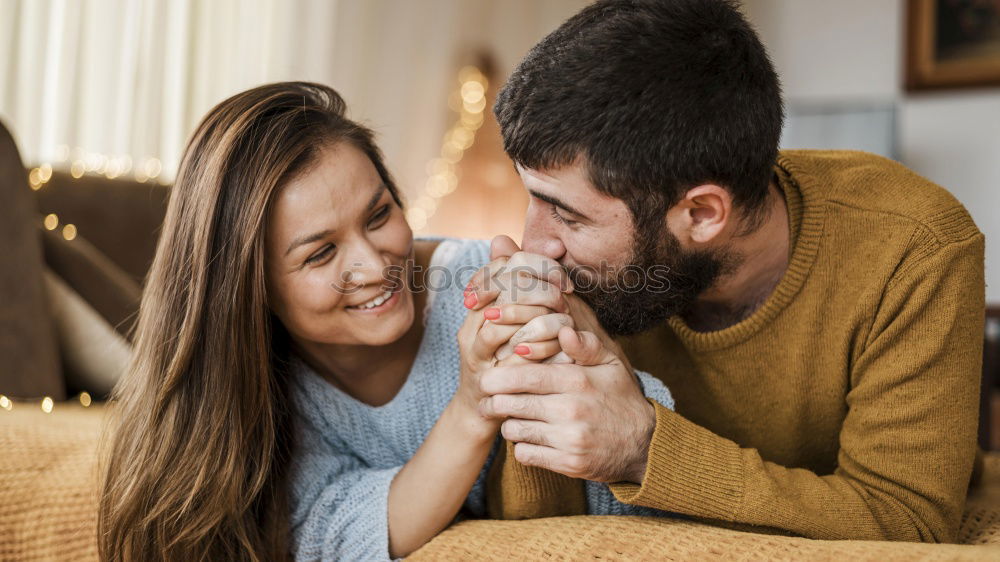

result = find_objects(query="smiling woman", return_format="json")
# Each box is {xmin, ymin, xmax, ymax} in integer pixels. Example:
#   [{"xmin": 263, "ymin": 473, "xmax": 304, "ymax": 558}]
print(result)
[
  {"xmin": 95, "ymin": 81, "xmax": 418, "ymax": 561},
  {"xmin": 95, "ymin": 81, "xmax": 506, "ymax": 561}
]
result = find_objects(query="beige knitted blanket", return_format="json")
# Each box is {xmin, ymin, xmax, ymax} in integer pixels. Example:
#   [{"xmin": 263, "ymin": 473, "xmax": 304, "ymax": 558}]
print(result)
[{"xmin": 2, "ymin": 403, "xmax": 998, "ymax": 561}]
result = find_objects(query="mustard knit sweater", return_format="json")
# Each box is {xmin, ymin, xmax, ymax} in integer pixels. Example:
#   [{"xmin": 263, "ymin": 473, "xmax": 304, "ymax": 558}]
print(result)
[{"xmin": 486, "ymin": 150, "xmax": 986, "ymax": 543}]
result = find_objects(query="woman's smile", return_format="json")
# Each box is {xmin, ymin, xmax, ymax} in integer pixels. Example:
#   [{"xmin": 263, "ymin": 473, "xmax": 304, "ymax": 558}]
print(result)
[{"xmin": 345, "ymin": 284, "xmax": 404, "ymax": 314}]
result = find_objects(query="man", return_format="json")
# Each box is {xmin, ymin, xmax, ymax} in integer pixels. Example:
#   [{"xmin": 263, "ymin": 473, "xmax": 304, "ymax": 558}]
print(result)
[{"xmin": 463, "ymin": 0, "xmax": 985, "ymax": 543}]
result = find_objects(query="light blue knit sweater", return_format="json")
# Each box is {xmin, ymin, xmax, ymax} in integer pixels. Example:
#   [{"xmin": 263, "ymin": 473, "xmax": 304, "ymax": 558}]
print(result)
[{"xmin": 287, "ymin": 239, "xmax": 676, "ymax": 561}]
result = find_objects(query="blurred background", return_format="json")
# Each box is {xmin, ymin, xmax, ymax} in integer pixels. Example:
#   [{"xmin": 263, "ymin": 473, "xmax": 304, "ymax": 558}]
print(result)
[{"xmin": 0, "ymin": 0, "xmax": 998, "ymax": 448}]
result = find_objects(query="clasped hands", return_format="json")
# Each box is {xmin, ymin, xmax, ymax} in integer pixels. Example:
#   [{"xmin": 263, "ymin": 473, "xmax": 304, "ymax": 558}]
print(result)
[{"xmin": 456, "ymin": 236, "xmax": 655, "ymax": 485}]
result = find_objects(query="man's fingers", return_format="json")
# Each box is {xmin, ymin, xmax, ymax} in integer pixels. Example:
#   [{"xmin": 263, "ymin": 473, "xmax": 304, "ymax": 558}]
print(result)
[
  {"xmin": 503, "ymin": 419, "xmax": 592, "ymax": 456},
  {"xmin": 505, "ymin": 252, "xmax": 574, "ymax": 293},
  {"xmin": 558, "ymin": 327, "xmax": 617, "ymax": 366},
  {"xmin": 479, "ymin": 365, "xmax": 587, "ymax": 395},
  {"xmin": 511, "ymin": 313, "xmax": 574, "ymax": 345},
  {"xmin": 511, "ymin": 442, "xmax": 586, "ymax": 479},
  {"xmin": 478, "ymin": 393, "xmax": 553, "ymax": 421},
  {"xmin": 500, "ymin": 419, "xmax": 552, "ymax": 448},
  {"xmin": 544, "ymin": 351, "xmax": 573, "ymax": 364},
  {"xmin": 490, "ymin": 235, "xmax": 521, "ymax": 261}
]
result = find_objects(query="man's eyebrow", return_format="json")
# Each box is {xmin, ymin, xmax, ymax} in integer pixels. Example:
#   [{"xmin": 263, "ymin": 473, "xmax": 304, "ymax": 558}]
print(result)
[
  {"xmin": 285, "ymin": 183, "xmax": 387, "ymax": 257},
  {"xmin": 529, "ymin": 189, "xmax": 589, "ymax": 221}
]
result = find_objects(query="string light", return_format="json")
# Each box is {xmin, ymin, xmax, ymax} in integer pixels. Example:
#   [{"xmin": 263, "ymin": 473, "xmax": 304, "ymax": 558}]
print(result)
[
  {"xmin": 29, "ymin": 144, "xmax": 165, "ymax": 190},
  {"xmin": 28, "ymin": 168, "xmax": 43, "ymax": 190},
  {"xmin": 29, "ymin": 148, "xmax": 163, "ymax": 245},
  {"xmin": 407, "ymin": 65, "xmax": 489, "ymax": 232},
  {"xmin": 0, "ymin": 393, "xmax": 99, "ymax": 412},
  {"xmin": 43, "ymin": 213, "xmax": 59, "ymax": 230}
]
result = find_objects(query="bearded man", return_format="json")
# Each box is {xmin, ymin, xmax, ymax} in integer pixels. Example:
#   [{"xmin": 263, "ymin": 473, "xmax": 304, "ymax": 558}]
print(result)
[{"xmin": 464, "ymin": 0, "xmax": 986, "ymax": 543}]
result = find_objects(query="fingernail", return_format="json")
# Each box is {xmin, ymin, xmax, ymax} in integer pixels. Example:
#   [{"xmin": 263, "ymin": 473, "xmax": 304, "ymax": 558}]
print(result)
[
  {"xmin": 514, "ymin": 345, "xmax": 530, "ymax": 356},
  {"xmin": 464, "ymin": 285, "xmax": 474, "ymax": 296},
  {"xmin": 464, "ymin": 293, "xmax": 478, "ymax": 309},
  {"xmin": 484, "ymin": 307, "xmax": 501, "ymax": 320}
]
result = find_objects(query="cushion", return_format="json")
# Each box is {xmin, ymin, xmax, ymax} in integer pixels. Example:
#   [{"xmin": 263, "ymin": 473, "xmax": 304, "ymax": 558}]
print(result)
[
  {"xmin": 33, "ymin": 171, "xmax": 168, "ymax": 284},
  {"xmin": 1, "ymin": 404, "xmax": 999, "ymax": 560},
  {"xmin": 0, "ymin": 119, "xmax": 63, "ymax": 399},
  {"xmin": 44, "ymin": 269, "xmax": 131, "ymax": 396},
  {"xmin": 40, "ymin": 226, "xmax": 141, "ymax": 341}
]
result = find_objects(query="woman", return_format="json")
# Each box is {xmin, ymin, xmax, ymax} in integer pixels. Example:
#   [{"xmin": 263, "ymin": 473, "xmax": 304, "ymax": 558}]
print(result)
[{"xmin": 98, "ymin": 82, "xmax": 673, "ymax": 561}]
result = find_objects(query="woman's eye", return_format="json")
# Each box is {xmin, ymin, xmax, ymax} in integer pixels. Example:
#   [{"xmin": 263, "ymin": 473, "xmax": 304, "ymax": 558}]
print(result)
[
  {"xmin": 368, "ymin": 204, "xmax": 390, "ymax": 228},
  {"xmin": 305, "ymin": 244, "xmax": 335, "ymax": 265},
  {"xmin": 549, "ymin": 205, "xmax": 577, "ymax": 226}
]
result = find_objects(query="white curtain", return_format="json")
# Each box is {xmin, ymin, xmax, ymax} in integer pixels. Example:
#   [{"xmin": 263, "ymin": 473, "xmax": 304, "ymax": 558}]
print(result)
[{"xmin": 0, "ymin": 0, "xmax": 589, "ymax": 196}]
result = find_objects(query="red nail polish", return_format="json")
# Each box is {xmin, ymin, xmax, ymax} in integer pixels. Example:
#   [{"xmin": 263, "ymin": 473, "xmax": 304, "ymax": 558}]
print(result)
[
  {"xmin": 464, "ymin": 286, "xmax": 474, "ymax": 297},
  {"xmin": 484, "ymin": 308, "xmax": 501, "ymax": 320},
  {"xmin": 514, "ymin": 345, "xmax": 530, "ymax": 356},
  {"xmin": 464, "ymin": 293, "xmax": 478, "ymax": 309}
]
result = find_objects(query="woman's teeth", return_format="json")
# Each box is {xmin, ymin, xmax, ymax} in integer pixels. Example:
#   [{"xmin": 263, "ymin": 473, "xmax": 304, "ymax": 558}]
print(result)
[{"xmin": 353, "ymin": 290, "xmax": 393, "ymax": 310}]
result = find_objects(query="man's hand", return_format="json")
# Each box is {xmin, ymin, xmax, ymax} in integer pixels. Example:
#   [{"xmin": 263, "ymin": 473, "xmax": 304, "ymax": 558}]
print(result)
[{"xmin": 477, "ymin": 327, "xmax": 656, "ymax": 484}]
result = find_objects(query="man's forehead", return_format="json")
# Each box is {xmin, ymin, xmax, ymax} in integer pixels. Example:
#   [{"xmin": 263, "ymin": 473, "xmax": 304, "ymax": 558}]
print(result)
[{"xmin": 517, "ymin": 162, "xmax": 624, "ymax": 216}]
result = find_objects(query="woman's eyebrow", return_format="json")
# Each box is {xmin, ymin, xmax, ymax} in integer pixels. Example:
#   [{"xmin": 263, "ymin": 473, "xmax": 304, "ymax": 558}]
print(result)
[
  {"xmin": 283, "ymin": 184, "xmax": 386, "ymax": 257},
  {"xmin": 365, "ymin": 183, "xmax": 387, "ymax": 212},
  {"xmin": 285, "ymin": 229, "xmax": 333, "ymax": 256}
]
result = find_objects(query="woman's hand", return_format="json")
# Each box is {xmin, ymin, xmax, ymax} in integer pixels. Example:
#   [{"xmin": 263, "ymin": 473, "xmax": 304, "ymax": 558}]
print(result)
[
  {"xmin": 495, "ymin": 312, "xmax": 576, "ymax": 366},
  {"xmin": 456, "ymin": 302, "xmax": 563, "ymax": 414}
]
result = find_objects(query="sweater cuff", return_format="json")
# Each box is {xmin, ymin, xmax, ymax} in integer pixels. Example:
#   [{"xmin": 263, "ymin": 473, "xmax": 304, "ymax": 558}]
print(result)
[
  {"xmin": 486, "ymin": 439, "xmax": 587, "ymax": 519},
  {"xmin": 608, "ymin": 398, "xmax": 744, "ymax": 521}
]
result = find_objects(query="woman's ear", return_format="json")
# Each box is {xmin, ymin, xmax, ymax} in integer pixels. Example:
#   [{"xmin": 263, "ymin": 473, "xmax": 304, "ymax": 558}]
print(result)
[{"xmin": 665, "ymin": 184, "xmax": 732, "ymax": 245}]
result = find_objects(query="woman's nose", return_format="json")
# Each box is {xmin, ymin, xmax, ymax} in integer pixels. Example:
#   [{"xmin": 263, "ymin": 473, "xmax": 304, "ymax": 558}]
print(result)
[{"xmin": 340, "ymin": 239, "xmax": 386, "ymax": 287}]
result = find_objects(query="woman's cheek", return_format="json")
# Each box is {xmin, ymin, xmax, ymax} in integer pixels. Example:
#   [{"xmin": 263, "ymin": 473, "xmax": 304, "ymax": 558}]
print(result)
[
  {"xmin": 383, "ymin": 211, "xmax": 414, "ymax": 253},
  {"xmin": 306, "ymin": 267, "xmax": 346, "ymax": 311}
]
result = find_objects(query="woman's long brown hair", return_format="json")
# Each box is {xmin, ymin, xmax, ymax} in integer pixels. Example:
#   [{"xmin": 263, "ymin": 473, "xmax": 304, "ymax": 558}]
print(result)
[{"xmin": 98, "ymin": 82, "xmax": 401, "ymax": 561}]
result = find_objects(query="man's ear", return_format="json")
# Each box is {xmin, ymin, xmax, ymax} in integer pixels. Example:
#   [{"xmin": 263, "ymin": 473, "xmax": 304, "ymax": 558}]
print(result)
[{"xmin": 665, "ymin": 184, "xmax": 732, "ymax": 245}]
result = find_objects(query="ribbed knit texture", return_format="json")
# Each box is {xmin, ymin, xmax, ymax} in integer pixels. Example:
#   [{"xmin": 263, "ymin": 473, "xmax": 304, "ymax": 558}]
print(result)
[
  {"xmin": 286, "ymin": 238, "xmax": 677, "ymax": 561},
  {"xmin": 488, "ymin": 150, "xmax": 987, "ymax": 543},
  {"xmin": 3, "ymin": 403, "xmax": 999, "ymax": 561}
]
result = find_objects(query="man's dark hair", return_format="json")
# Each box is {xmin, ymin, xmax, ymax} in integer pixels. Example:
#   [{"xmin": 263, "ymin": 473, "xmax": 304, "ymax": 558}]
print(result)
[{"xmin": 495, "ymin": 0, "xmax": 784, "ymax": 233}]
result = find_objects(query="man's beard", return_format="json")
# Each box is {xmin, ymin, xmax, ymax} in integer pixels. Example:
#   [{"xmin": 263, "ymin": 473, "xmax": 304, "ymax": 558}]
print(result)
[{"xmin": 568, "ymin": 226, "xmax": 736, "ymax": 336}]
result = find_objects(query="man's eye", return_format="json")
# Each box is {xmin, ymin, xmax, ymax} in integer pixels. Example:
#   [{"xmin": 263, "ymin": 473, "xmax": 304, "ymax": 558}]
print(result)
[
  {"xmin": 549, "ymin": 206, "xmax": 577, "ymax": 226},
  {"xmin": 306, "ymin": 244, "xmax": 335, "ymax": 265},
  {"xmin": 369, "ymin": 205, "xmax": 390, "ymax": 228}
]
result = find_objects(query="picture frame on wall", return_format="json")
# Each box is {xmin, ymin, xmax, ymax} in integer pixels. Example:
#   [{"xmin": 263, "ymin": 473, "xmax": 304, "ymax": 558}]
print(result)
[{"xmin": 906, "ymin": 0, "xmax": 1000, "ymax": 91}]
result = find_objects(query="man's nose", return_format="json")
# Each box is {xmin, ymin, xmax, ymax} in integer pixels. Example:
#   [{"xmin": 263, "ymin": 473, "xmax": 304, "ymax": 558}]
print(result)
[{"xmin": 522, "ymin": 207, "xmax": 566, "ymax": 261}]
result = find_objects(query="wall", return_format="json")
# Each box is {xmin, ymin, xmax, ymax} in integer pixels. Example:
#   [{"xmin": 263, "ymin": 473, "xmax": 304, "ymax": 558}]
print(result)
[
  {"xmin": 0, "ymin": 0, "xmax": 589, "ymax": 200},
  {"xmin": 745, "ymin": 0, "xmax": 1000, "ymax": 302}
]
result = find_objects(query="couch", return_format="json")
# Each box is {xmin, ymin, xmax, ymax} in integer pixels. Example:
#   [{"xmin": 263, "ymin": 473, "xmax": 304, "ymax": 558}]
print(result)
[
  {"xmin": 2, "ymin": 121, "xmax": 999, "ymax": 560},
  {"xmin": 1, "ymin": 402, "xmax": 998, "ymax": 560}
]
